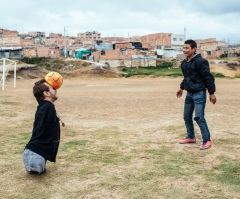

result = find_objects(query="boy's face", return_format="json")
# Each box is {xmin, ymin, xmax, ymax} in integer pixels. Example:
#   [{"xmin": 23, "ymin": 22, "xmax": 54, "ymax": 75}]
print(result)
[{"xmin": 183, "ymin": 44, "xmax": 196, "ymax": 59}]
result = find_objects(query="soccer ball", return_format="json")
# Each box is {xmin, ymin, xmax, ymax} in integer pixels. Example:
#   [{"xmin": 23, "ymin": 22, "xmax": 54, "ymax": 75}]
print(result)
[{"xmin": 45, "ymin": 72, "xmax": 63, "ymax": 89}]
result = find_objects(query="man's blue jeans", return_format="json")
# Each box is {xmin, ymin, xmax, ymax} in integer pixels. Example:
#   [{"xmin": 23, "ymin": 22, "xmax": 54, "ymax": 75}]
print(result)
[
  {"xmin": 184, "ymin": 90, "xmax": 211, "ymax": 142},
  {"xmin": 22, "ymin": 149, "xmax": 46, "ymax": 174}
]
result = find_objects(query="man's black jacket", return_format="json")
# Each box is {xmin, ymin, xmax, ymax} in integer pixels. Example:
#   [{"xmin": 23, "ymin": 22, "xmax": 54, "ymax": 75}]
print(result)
[
  {"xmin": 180, "ymin": 53, "xmax": 216, "ymax": 94},
  {"xmin": 25, "ymin": 100, "xmax": 60, "ymax": 162}
]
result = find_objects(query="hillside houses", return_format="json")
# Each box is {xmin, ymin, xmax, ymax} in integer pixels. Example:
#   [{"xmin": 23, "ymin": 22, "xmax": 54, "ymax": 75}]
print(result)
[{"xmin": 1, "ymin": 28, "xmax": 240, "ymax": 67}]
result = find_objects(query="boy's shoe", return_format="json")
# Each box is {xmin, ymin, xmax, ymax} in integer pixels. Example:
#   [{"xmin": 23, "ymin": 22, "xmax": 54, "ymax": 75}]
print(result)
[
  {"xmin": 200, "ymin": 141, "xmax": 211, "ymax": 150},
  {"xmin": 179, "ymin": 137, "xmax": 196, "ymax": 144}
]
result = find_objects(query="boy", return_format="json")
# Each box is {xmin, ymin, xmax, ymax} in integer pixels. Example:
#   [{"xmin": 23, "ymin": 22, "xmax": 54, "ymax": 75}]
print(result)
[
  {"xmin": 22, "ymin": 79, "xmax": 61, "ymax": 174},
  {"xmin": 176, "ymin": 39, "xmax": 216, "ymax": 150}
]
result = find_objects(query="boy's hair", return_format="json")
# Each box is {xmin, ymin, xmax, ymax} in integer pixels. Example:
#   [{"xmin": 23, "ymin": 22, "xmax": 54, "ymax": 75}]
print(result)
[
  {"xmin": 184, "ymin": 39, "xmax": 197, "ymax": 49},
  {"xmin": 33, "ymin": 79, "xmax": 49, "ymax": 101}
]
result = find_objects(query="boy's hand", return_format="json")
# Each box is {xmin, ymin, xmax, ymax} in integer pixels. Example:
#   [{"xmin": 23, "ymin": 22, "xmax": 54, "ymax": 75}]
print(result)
[
  {"xmin": 210, "ymin": 94, "xmax": 216, "ymax": 104},
  {"xmin": 176, "ymin": 88, "xmax": 183, "ymax": 98}
]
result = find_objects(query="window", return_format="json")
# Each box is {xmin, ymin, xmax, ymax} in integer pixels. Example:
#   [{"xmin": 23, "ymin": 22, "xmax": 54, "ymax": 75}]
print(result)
[
  {"xmin": 101, "ymin": 50, "xmax": 105, "ymax": 55},
  {"xmin": 173, "ymin": 38, "xmax": 177, "ymax": 41},
  {"xmin": 206, "ymin": 50, "xmax": 211, "ymax": 56},
  {"xmin": 121, "ymin": 50, "xmax": 127, "ymax": 55}
]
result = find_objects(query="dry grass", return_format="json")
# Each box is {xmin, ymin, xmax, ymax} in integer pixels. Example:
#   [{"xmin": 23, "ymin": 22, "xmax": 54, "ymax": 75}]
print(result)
[{"xmin": 0, "ymin": 77, "xmax": 239, "ymax": 199}]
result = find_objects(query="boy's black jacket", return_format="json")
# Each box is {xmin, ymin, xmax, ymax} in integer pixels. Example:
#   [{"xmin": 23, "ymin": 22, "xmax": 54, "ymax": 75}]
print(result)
[
  {"xmin": 25, "ymin": 100, "xmax": 60, "ymax": 162},
  {"xmin": 180, "ymin": 53, "xmax": 216, "ymax": 94}
]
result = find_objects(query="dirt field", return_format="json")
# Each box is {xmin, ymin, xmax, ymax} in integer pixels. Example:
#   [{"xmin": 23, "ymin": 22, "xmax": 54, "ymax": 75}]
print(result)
[{"xmin": 0, "ymin": 76, "xmax": 239, "ymax": 198}]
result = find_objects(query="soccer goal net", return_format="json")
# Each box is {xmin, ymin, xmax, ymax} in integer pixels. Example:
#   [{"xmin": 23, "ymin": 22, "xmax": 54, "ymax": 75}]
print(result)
[{"xmin": 0, "ymin": 58, "xmax": 17, "ymax": 90}]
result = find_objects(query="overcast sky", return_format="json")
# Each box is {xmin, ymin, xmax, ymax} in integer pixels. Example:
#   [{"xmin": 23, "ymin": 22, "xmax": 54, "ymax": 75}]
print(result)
[{"xmin": 1, "ymin": 0, "xmax": 240, "ymax": 43}]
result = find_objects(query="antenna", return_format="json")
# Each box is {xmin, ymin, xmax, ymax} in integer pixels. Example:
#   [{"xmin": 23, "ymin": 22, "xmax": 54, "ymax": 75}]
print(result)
[{"xmin": 184, "ymin": 27, "xmax": 186, "ymax": 40}]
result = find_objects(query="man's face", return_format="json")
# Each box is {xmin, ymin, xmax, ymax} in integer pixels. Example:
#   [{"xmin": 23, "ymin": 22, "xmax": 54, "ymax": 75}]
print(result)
[
  {"xmin": 44, "ymin": 83, "xmax": 58, "ymax": 102},
  {"xmin": 182, "ymin": 44, "xmax": 196, "ymax": 59}
]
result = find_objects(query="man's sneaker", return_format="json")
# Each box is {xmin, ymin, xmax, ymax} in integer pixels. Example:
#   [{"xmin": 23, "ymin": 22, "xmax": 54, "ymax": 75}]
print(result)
[
  {"xmin": 200, "ymin": 141, "xmax": 211, "ymax": 150},
  {"xmin": 179, "ymin": 137, "xmax": 196, "ymax": 144},
  {"xmin": 28, "ymin": 168, "xmax": 47, "ymax": 175}
]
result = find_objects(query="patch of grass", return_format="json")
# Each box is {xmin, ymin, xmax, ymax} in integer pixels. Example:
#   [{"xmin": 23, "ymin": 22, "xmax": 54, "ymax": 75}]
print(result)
[
  {"xmin": 19, "ymin": 132, "xmax": 32, "ymax": 143},
  {"xmin": 121, "ymin": 66, "xmax": 183, "ymax": 77},
  {"xmin": 81, "ymin": 146, "xmax": 132, "ymax": 165},
  {"xmin": 0, "ymin": 132, "xmax": 30, "ymax": 156},
  {"xmin": 63, "ymin": 140, "xmax": 90, "ymax": 147},
  {"xmin": 204, "ymin": 157, "xmax": 240, "ymax": 191},
  {"xmin": 164, "ymin": 125, "xmax": 185, "ymax": 132},
  {"xmin": 0, "ymin": 101, "xmax": 20, "ymax": 105},
  {"xmin": 0, "ymin": 110, "xmax": 8, "ymax": 116},
  {"xmin": 121, "ymin": 66, "xmax": 233, "ymax": 79},
  {"xmin": 61, "ymin": 128, "xmax": 132, "ymax": 165},
  {"xmin": 78, "ymin": 165, "xmax": 101, "ymax": 175},
  {"xmin": 212, "ymin": 72, "xmax": 226, "ymax": 78},
  {"xmin": 144, "ymin": 147, "xmax": 198, "ymax": 176},
  {"xmin": 65, "ymin": 130, "xmax": 79, "ymax": 137}
]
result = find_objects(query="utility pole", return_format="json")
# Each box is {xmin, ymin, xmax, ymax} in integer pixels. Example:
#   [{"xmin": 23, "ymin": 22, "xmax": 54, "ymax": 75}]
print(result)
[{"xmin": 64, "ymin": 27, "xmax": 67, "ymax": 58}]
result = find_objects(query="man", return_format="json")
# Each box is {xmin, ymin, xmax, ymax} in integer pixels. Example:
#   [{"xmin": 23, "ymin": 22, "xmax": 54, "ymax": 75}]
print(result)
[
  {"xmin": 22, "ymin": 79, "xmax": 61, "ymax": 174},
  {"xmin": 176, "ymin": 39, "xmax": 216, "ymax": 150}
]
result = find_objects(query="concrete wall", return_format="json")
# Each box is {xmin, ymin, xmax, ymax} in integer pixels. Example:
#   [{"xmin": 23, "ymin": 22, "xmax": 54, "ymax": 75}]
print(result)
[
  {"xmin": 23, "ymin": 48, "xmax": 37, "ymax": 58},
  {"xmin": 115, "ymin": 43, "xmax": 132, "ymax": 49},
  {"xmin": 49, "ymin": 48, "xmax": 60, "ymax": 58},
  {"xmin": 140, "ymin": 33, "xmax": 172, "ymax": 49},
  {"xmin": 93, "ymin": 49, "xmax": 139, "ymax": 61},
  {"xmin": 0, "ymin": 29, "xmax": 19, "ymax": 37},
  {"xmin": 0, "ymin": 37, "xmax": 20, "ymax": 45},
  {"xmin": 45, "ymin": 36, "xmax": 74, "ymax": 47},
  {"xmin": 97, "ymin": 58, "xmax": 156, "ymax": 68},
  {"xmin": 20, "ymin": 38, "xmax": 35, "ymax": 45},
  {"xmin": 23, "ymin": 47, "xmax": 60, "ymax": 58}
]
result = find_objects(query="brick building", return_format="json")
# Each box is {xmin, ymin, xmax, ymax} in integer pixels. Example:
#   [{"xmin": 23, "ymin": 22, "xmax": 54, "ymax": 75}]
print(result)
[{"xmin": 77, "ymin": 31, "xmax": 101, "ymax": 41}]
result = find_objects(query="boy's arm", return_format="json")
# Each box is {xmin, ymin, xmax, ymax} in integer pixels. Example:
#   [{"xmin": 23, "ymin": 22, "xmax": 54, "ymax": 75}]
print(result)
[{"xmin": 199, "ymin": 59, "xmax": 216, "ymax": 94}]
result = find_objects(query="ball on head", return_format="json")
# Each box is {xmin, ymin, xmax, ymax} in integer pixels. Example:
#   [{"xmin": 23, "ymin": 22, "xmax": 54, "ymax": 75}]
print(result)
[{"xmin": 45, "ymin": 72, "xmax": 63, "ymax": 89}]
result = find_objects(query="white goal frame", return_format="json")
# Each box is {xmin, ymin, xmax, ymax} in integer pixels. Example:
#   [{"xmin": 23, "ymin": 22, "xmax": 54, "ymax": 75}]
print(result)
[{"xmin": 0, "ymin": 58, "xmax": 17, "ymax": 90}]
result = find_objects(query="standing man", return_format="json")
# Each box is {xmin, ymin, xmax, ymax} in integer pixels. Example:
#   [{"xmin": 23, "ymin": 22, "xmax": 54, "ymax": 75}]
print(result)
[
  {"xmin": 23, "ymin": 78, "xmax": 61, "ymax": 174},
  {"xmin": 176, "ymin": 39, "xmax": 216, "ymax": 150}
]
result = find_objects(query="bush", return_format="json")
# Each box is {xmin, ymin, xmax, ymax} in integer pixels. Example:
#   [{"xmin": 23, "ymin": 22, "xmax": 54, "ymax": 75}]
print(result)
[
  {"xmin": 21, "ymin": 57, "xmax": 46, "ymax": 64},
  {"xmin": 157, "ymin": 61, "xmax": 173, "ymax": 68},
  {"xmin": 212, "ymin": 72, "xmax": 225, "ymax": 78}
]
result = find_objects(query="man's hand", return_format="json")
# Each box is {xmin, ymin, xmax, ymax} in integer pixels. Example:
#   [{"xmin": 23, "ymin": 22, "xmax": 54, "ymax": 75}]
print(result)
[
  {"xmin": 176, "ymin": 88, "xmax": 183, "ymax": 98},
  {"xmin": 209, "ymin": 94, "xmax": 216, "ymax": 104}
]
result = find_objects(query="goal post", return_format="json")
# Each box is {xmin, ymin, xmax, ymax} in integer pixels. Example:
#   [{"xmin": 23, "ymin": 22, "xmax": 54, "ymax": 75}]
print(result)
[{"xmin": 0, "ymin": 58, "xmax": 17, "ymax": 90}]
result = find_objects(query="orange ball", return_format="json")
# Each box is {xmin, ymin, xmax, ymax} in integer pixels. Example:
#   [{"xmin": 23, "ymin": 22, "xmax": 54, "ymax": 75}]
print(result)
[{"xmin": 45, "ymin": 72, "xmax": 63, "ymax": 89}]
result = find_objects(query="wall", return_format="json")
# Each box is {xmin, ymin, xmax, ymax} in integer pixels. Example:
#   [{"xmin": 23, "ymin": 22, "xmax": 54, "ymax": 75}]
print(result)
[
  {"xmin": 23, "ymin": 48, "xmax": 37, "ymax": 58},
  {"xmin": 93, "ymin": 49, "xmax": 139, "ymax": 61},
  {"xmin": 96, "ymin": 57, "xmax": 156, "ymax": 68},
  {"xmin": 20, "ymin": 38, "xmax": 35, "ymax": 46},
  {"xmin": 0, "ymin": 37, "xmax": 20, "ymax": 45},
  {"xmin": 140, "ymin": 33, "xmax": 172, "ymax": 50},
  {"xmin": 114, "ymin": 43, "xmax": 132, "ymax": 49},
  {"xmin": 49, "ymin": 48, "xmax": 60, "ymax": 58},
  {"xmin": 0, "ymin": 29, "xmax": 19, "ymax": 37}
]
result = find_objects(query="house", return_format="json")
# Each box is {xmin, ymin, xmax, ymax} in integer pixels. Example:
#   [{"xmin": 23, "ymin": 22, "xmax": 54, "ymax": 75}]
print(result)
[
  {"xmin": 0, "ymin": 46, "xmax": 23, "ymax": 59},
  {"xmin": 1, "ymin": 28, "xmax": 238, "ymax": 61},
  {"xmin": 196, "ymin": 38, "xmax": 240, "ymax": 59}
]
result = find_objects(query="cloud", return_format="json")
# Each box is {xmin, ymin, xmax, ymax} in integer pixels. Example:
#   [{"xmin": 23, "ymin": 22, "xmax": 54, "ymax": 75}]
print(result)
[{"xmin": 0, "ymin": 0, "xmax": 239, "ymax": 43}]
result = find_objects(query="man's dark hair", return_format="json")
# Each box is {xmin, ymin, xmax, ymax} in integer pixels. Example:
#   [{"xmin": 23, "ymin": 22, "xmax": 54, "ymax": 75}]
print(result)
[
  {"xmin": 33, "ymin": 79, "xmax": 49, "ymax": 101},
  {"xmin": 184, "ymin": 39, "xmax": 197, "ymax": 49}
]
